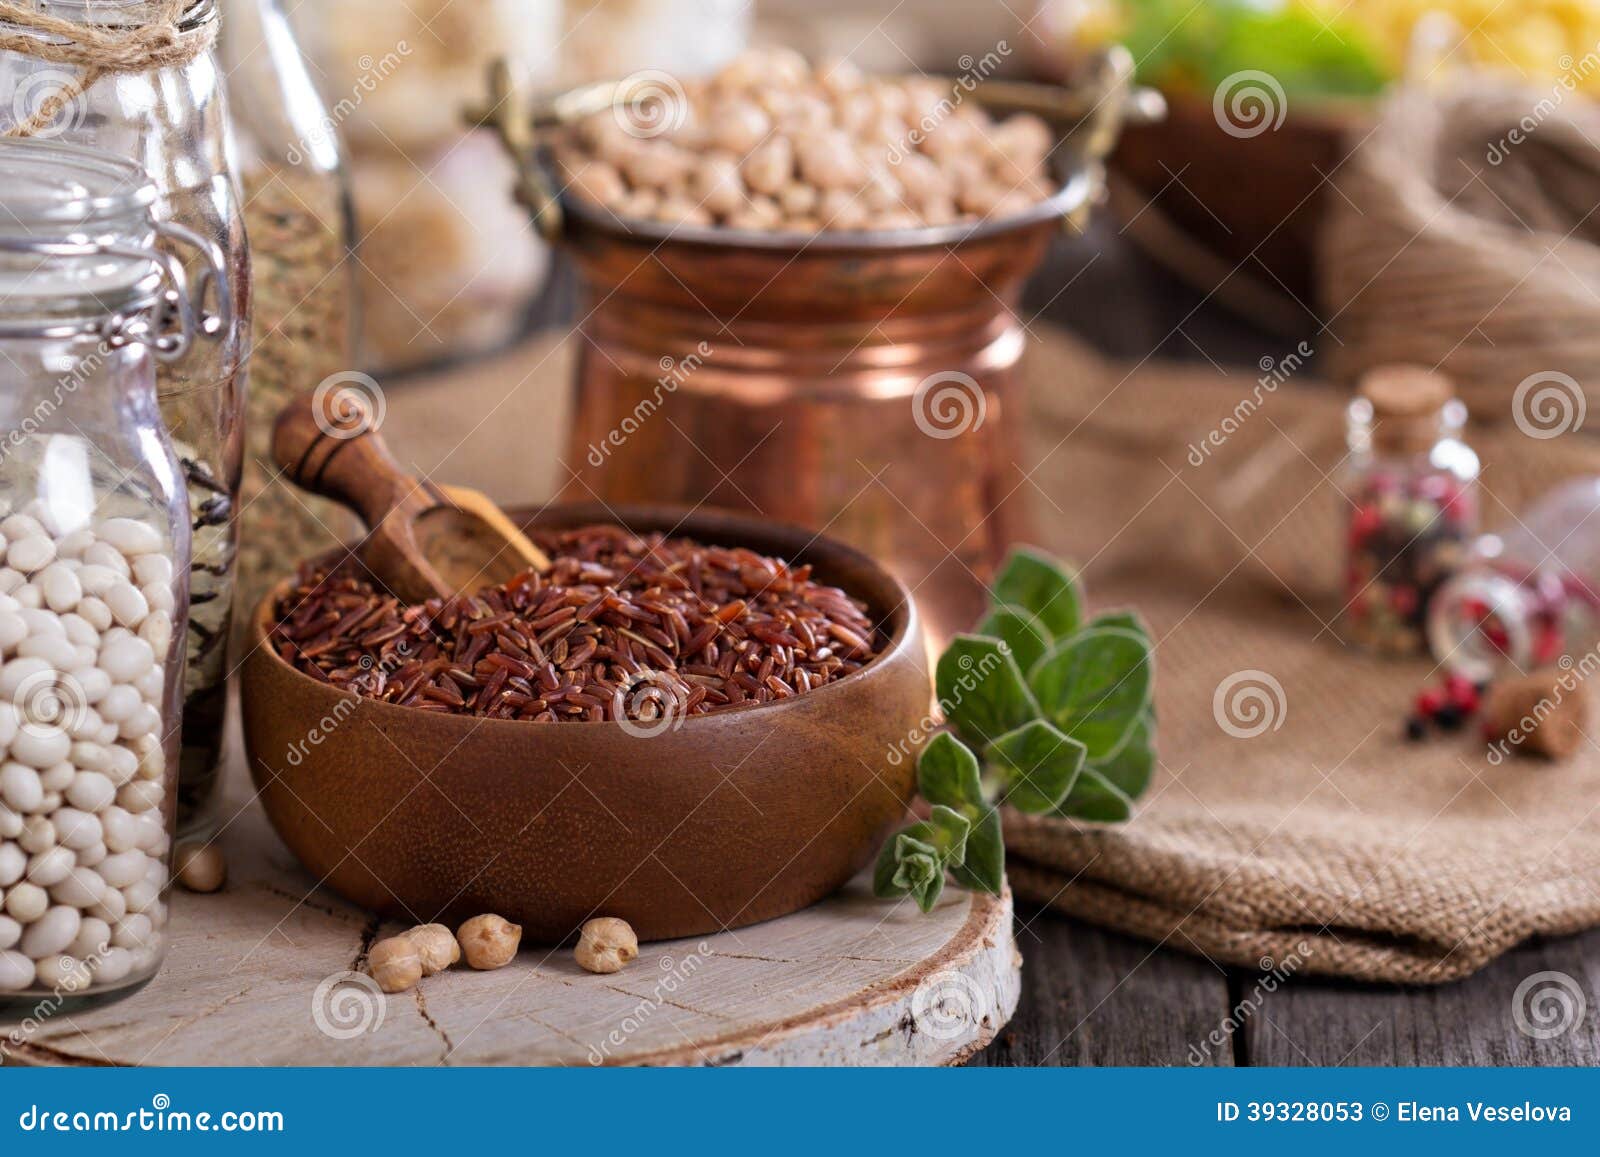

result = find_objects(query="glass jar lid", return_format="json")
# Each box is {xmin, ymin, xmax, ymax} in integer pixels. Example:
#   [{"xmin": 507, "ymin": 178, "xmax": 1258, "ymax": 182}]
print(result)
[
  {"xmin": 0, "ymin": 138, "xmax": 163, "ymax": 316},
  {"xmin": 0, "ymin": 137, "xmax": 220, "ymax": 358}
]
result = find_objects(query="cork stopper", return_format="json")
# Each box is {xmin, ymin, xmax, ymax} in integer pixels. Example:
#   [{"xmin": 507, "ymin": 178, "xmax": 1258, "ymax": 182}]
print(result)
[
  {"xmin": 1483, "ymin": 669, "xmax": 1588, "ymax": 761},
  {"xmin": 1357, "ymin": 365, "xmax": 1455, "ymax": 453}
]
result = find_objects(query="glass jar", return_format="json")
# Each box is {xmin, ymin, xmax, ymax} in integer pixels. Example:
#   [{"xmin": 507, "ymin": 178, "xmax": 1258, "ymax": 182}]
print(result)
[
  {"xmin": 0, "ymin": 0, "xmax": 251, "ymax": 831},
  {"xmin": 1427, "ymin": 479, "xmax": 1600, "ymax": 682},
  {"xmin": 220, "ymin": 0, "xmax": 360, "ymax": 621},
  {"xmin": 0, "ymin": 139, "xmax": 209, "ymax": 1014},
  {"xmin": 1341, "ymin": 366, "xmax": 1479, "ymax": 657}
]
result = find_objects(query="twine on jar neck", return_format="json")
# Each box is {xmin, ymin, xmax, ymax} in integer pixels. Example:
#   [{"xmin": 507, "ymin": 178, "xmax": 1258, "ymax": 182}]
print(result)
[{"xmin": 0, "ymin": 0, "xmax": 217, "ymax": 138}]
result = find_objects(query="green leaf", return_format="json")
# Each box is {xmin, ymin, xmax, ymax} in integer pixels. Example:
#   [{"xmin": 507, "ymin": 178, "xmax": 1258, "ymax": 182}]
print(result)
[
  {"xmin": 992, "ymin": 548, "xmax": 1082, "ymax": 639},
  {"xmin": 874, "ymin": 832, "xmax": 945, "ymax": 911},
  {"xmin": 937, "ymin": 634, "xmax": 1041, "ymax": 748},
  {"xmin": 1088, "ymin": 609, "xmax": 1150, "ymax": 641},
  {"xmin": 1028, "ymin": 626, "xmax": 1153, "ymax": 762},
  {"xmin": 949, "ymin": 806, "xmax": 1004, "ymax": 894},
  {"xmin": 984, "ymin": 719, "xmax": 1087, "ymax": 814},
  {"xmin": 975, "ymin": 603, "xmax": 1052, "ymax": 674},
  {"xmin": 872, "ymin": 806, "xmax": 972, "ymax": 913},
  {"xmin": 1055, "ymin": 768, "xmax": 1134, "ymax": 823},
  {"xmin": 1091, "ymin": 721, "xmax": 1155, "ymax": 801},
  {"xmin": 917, "ymin": 732, "xmax": 985, "ymax": 811}
]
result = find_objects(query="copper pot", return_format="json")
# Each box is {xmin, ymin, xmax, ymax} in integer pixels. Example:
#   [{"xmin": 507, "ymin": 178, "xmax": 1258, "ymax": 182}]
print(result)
[{"xmin": 473, "ymin": 52, "xmax": 1157, "ymax": 642}]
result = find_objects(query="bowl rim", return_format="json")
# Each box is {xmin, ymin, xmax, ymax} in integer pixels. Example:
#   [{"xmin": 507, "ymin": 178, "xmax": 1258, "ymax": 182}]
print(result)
[{"xmin": 248, "ymin": 502, "xmax": 925, "ymax": 736}]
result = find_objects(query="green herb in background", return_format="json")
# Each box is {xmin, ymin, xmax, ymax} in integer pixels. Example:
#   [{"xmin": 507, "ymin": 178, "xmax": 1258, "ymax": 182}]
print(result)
[
  {"xmin": 874, "ymin": 548, "xmax": 1157, "ymax": 912},
  {"xmin": 1117, "ymin": 0, "xmax": 1389, "ymax": 99}
]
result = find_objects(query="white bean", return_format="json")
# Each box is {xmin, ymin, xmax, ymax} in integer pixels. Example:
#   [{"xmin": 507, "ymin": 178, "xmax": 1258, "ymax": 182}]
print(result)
[
  {"xmin": 86, "ymin": 887, "xmax": 125, "ymax": 924},
  {"xmin": 131, "ymin": 554, "xmax": 173, "ymax": 588},
  {"xmin": 0, "ymin": 842, "xmax": 22, "ymax": 886},
  {"xmin": 50, "ymin": 867, "xmax": 103, "ymax": 908},
  {"xmin": 0, "ymin": 950, "xmax": 33, "ymax": 990},
  {"xmin": 0, "ymin": 914, "xmax": 18, "ymax": 950},
  {"xmin": 93, "ymin": 946, "xmax": 133, "ymax": 983},
  {"xmin": 112, "ymin": 913, "xmax": 152, "ymax": 949},
  {"xmin": 25, "ymin": 846, "xmax": 73, "ymax": 887},
  {"xmin": 35, "ymin": 953, "xmax": 90, "ymax": 990},
  {"xmin": 98, "ymin": 636, "xmax": 154, "ymax": 683},
  {"xmin": 96, "ymin": 518, "xmax": 162, "ymax": 557},
  {"xmin": 38, "ymin": 563, "xmax": 81, "ymax": 613},
  {"xmin": 0, "ymin": 804, "xmax": 18, "ymax": 840},
  {"xmin": 74, "ymin": 665, "xmax": 109, "ymax": 704},
  {"xmin": 65, "ymin": 771, "xmax": 115, "ymax": 813},
  {"xmin": 76, "ymin": 596, "xmax": 112, "ymax": 632},
  {"xmin": 121, "ymin": 878, "xmax": 158, "ymax": 914},
  {"xmin": 76, "ymin": 841, "xmax": 106, "ymax": 868},
  {"xmin": 96, "ymin": 684, "xmax": 141, "ymax": 724},
  {"xmin": 0, "ymin": 763, "xmax": 43, "ymax": 812},
  {"xmin": 10, "ymin": 726, "xmax": 71, "ymax": 770},
  {"xmin": 116, "ymin": 780, "xmax": 163, "ymax": 816},
  {"xmin": 55, "ymin": 528, "xmax": 94, "ymax": 559},
  {"xmin": 6, "ymin": 535, "xmax": 55, "ymax": 573},
  {"xmin": 18, "ymin": 633, "xmax": 79, "ymax": 669},
  {"xmin": 97, "ymin": 850, "xmax": 146, "ymax": 889},
  {"xmin": 118, "ymin": 704, "xmax": 160, "ymax": 742},
  {"xmin": 13, "ymin": 585, "xmax": 40, "ymax": 609},
  {"xmin": 0, "ymin": 655, "xmax": 50, "ymax": 698},
  {"xmin": 38, "ymin": 761, "xmax": 74, "ymax": 792},
  {"xmin": 5, "ymin": 881, "xmax": 48, "ymax": 923},
  {"xmin": 52, "ymin": 808, "xmax": 101, "ymax": 852},
  {"xmin": 69, "ymin": 916, "xmax": 110, "ymax": 959},
  {"xmin": 0, "ymin": 611, "xmax": 24, "ymax": 651},
  {"xmin": 17, "ymin": 815, "xmax": 53, "ymax": 854},
  {"xmin": 104, "ymin": 582, "xmax": 148, "ymax": 629}
]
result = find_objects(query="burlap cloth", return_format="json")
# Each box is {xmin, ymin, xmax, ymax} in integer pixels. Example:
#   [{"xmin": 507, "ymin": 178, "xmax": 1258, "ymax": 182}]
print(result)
[
  {"xmin": 1007, "ymin": 332, "xmax": 1600, "ymax": 985},
  {"xmin": 391, "ymin": 325, "xmax": 1600, "ymax": 985}
]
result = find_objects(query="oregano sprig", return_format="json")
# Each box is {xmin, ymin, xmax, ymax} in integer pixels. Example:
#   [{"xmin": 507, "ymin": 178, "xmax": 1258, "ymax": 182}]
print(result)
[{"xmin": 874, "ymin": 547, "xmax": 1157, "ymax": 912}]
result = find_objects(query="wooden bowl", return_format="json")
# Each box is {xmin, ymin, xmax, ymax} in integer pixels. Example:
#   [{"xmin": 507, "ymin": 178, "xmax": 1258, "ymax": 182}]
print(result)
[{"xmin": 240, "ymin": 504, "xmax": 928, "ymax": 943}]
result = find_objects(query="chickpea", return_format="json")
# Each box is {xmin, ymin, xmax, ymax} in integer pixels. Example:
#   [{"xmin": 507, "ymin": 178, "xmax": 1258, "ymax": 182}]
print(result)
[
  {"xmin": 742, "ymin": 137, "xmax": 794, "ymax": 195},
  {"xmin": 457, "ymin": 914, "xmax": 520, "ymax": 970},
  {"xmin": 405, "ymin": 923, "xmax": 460, "ymax": 976},
  {"xmin": 777, "ymin": 182, "xmax": 819, "ymax": 216},
  {"xmin": 707, "ymin": 99, "xmax": 771, "ymax": 155},
  {"xmin": 817, "ymin": 188, "xmax": 869, "ymax": 230},
  {"xmin": 654, "ymin": 197, "xmax": 713, "ymax": 227},
  {"xmin": 692, "ymin": 153, "xmax": 747, "ymax": 216},
  {"xmin": 796, "ymin": 132, "xmax": 866, "ymax": 190},
  {"xmin": 619, "ymin": 141, "xmax": 693, "ymax": 190},
  {"xmin": 368, "ymin": 935, "xmax": 422, "ymax": 994},
  {"xmin": 173, "ymin": 840, "xmax": 226, "ymax": 893},
  {"xmin": 567, "ymin": 160, "xmax": 627, "ymax": 207},
  {"xmin": 574, "ymin": 917, "xmax": 638, "ymax": 974}
]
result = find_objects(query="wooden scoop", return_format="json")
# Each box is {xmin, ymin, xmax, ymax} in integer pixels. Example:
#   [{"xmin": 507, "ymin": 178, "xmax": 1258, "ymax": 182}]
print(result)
[{"xmin": 273, "ymin": 389, "xmax": 550, "ymax": 603}]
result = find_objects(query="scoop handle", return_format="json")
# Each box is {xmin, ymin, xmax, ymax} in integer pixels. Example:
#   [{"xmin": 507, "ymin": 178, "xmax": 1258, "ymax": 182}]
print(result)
[{"xmin": 272, "ymin": 389, "xmax": 434, "ymax": 533}]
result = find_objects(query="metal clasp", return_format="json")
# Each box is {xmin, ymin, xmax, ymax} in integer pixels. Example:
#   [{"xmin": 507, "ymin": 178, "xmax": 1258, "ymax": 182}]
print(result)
[{"xmin": 152, "ymin": 218, "xmax": 232, "ymax": 363}]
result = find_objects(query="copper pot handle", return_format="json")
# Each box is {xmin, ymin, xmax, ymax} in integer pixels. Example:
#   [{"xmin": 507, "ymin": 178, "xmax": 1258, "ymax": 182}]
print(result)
[{"xmin": 465, "ymin": 48, "xmax": 1166, "ymax": 243}]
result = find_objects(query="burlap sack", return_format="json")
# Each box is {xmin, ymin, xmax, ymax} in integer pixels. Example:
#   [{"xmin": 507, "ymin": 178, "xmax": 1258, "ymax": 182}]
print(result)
[{"xmin": 1008, "ymin": 331, "xmax": 1600, "ymax": 984}]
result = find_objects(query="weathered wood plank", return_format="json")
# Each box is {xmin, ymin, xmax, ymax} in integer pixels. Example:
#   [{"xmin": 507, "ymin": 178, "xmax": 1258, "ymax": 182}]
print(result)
[
  {"xmin": 970, "ymin": 907, "xmax": 1234, "ymax": 1066},
  {"xmin": 1242, "ymin": 930, "xmax": 1600, "ymax": 1066}
]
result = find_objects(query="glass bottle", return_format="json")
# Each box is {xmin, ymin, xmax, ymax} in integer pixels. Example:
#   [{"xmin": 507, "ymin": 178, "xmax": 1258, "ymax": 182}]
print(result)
[
  {"xmin": 1427, "ymin": 479, "xmax": 1600, "ymax": 682},
  {"xmin": 0, "ymin": 0, "xmax": 251, "ymax": 831},
  {"xmin": 219, "ymin": 0, "xmax": 360, "ymax": 622},
  {"xmin": 1341, "ymin": 366, "xmax": 1479, "ymax": 657},
  {"xmin": 0, "ymin": 138, "xmax": 209, "ymax": 1012}
]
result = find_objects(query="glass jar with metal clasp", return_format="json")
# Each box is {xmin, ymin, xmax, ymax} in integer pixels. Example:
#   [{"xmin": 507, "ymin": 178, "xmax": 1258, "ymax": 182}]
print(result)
[
  {"xmin": 0, "ymin": 138, "xmax": 222, "ymax": 1013},
  {"xmin": 0, "ymin": 0, "xmax": 250, "ymax": 831}
]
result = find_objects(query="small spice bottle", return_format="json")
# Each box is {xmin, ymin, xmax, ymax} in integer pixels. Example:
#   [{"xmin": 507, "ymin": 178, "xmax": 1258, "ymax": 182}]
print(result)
[
  {"xmin": 1341, "ymin": 366, "xmax": 1479, "ymax": 657},
  {"xmin": 1427, "ymin": 478, "xmax": 1600, "ymax": 682}
]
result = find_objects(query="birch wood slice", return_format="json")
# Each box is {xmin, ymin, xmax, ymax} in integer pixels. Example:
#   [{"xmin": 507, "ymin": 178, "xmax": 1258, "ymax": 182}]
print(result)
[{"xmin": 5, "ymin": 720, "xmax": 1020, "ymax": 1067}]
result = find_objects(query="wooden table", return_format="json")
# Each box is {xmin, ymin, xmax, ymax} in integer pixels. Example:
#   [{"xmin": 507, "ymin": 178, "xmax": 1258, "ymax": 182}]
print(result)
[{"xmin": 969, "ymin": 228, "xmax": 1600, "ymax": 1066}]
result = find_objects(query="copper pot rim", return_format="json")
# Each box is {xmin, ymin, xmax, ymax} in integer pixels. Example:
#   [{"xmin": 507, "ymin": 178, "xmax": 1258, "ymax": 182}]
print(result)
[
  {"xmin": 556, "ymin": 160, "xmax": 1096, "ymax": 254},
  {"xmin": 249, "ymin": 502, "xmax": 925, "ymax": 738}
]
